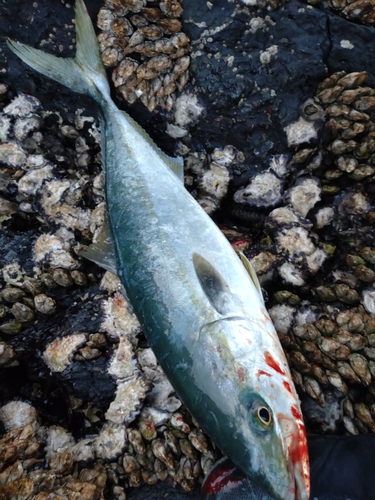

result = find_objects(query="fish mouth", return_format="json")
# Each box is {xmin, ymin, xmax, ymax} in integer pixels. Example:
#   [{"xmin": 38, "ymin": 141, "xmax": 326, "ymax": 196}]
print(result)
[{"xmin": 278, "ymin": 413, "xmax": 310, "ymax": 500}]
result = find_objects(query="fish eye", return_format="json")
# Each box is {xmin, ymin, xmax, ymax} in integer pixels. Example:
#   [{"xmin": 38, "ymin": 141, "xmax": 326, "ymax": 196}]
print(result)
[
  {"xmin": 257, "ymin": 406, "xmax": 272, "ymax": 427},
  {"xmin": 241, "ymin": 391, "xmax": 274, "ymax": 432},
  {"xmin": 247, "ymin": 399, "xmax": 273, "ymax": 431}
]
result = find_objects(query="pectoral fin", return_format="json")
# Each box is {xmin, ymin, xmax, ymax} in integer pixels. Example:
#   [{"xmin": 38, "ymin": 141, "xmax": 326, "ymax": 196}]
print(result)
[
  {"xmin": 193, "ymin": 253, "xmax": 234, "ymax": 315},
  {"xmin": 239, "ymin": 252, "xmax": 264, "ymax": 304},
  {"xmin": 78, "ymin": 216, "xmax": 118, "ymax": 275}
]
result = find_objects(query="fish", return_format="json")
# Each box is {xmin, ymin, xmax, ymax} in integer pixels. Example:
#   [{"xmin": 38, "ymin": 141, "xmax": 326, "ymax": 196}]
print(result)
[{"xmin": 7, "ymin": 2, "xmax": 310, "ymax": 499}]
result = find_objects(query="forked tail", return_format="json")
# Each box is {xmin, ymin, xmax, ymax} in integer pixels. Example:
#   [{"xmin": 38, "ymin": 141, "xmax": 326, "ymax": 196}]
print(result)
[{"xmin": 7, "ymin": 0, "xmax": 109, "ymax": 103}]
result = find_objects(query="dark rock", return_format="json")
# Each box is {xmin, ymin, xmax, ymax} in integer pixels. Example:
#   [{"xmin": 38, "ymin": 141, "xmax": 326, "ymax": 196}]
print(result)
[
  {"xmin": 182, "ymin": 0, "xmax": 375, "ymax": 184},
  {"xmin": 61, "ymin": 356, "xmax": 116, "ymax": 409},
  {"xmin": 326, "ymin": 13, "xmax": 375, "ymax": 87},
  {"xmin": 182, "ymin": 0, "xmax": 330, "ymax": 178}
]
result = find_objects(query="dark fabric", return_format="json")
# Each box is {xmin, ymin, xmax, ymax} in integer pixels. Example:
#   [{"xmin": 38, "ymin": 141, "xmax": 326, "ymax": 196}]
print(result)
[{"xmin": 309, "ymin": 434, "xmax": 375, "ymax": 500}]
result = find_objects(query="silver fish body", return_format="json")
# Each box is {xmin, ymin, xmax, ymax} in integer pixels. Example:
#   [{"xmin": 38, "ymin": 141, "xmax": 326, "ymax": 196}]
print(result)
[{"xmin": 7, "ymin": 2, "xmax": 310, "ymax": 499}]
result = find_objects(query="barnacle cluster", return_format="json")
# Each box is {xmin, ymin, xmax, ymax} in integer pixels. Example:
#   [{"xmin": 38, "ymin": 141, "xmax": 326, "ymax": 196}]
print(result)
[
  {"xmin": 97, "ymin": 0, "xmax": 190, "ymax": 111},
  {"xmin": 0, "ymin": 399, "xmax": 218, "ymax": 498},
  {"xmin": 314, "ymin": 71, "xmax": 375, "ymax": 184},
  {"xmin": 269, "ymin": 301, "xmax": 375, "ymax": 434},
  {"xmin": 233, "ymin": 161, "xmax": 330, "ymax": 288},
  {"xmin": 0, "ymin": 408, "xmax": 110, "ymax": 499},
  {"xmin": 0, "ymin": 93, "xmax": 100, "ymax": 337}
]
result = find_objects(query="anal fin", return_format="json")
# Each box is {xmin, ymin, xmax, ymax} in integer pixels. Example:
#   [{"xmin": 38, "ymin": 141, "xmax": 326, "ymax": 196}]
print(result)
[{"xmin": 78, "ymin": 216, "xmax": 118, "ymax": 276}]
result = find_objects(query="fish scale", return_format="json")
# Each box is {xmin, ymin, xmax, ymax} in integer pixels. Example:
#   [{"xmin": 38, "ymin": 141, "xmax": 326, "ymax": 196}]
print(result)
[{"xmin": 7, "ymin": 1, "xmax": 310, "ymax": 499}]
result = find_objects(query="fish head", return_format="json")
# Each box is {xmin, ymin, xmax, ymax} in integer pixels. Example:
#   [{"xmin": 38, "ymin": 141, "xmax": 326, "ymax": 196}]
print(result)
[
  {"xmin": 234, "ymin": 339, "xmax": 310, "ymax": 500},
  {"xmin": 193, "ymin": 317, "xmax": 310, "ymax": 500},
  {"xmin": 190, "ymin": 254, "xmax": 309, "ymax": 499},
  {"xmin": 234, "ymin": 381, "xmax": 310, "ymax": 500}
]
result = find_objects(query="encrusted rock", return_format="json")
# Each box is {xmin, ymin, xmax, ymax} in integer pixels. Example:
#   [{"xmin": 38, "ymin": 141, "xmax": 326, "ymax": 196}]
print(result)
[
  {"xmin": 43, "ymin": 333, "xmax": 87, "ymax": 373},
  {"xmin": 105, "ymin": 376, "xmax": 150, "ymax": 425},
  {"xmin": 284, "ymin": 177, "xmax": 321, "ymax": 218},
  {"xmin": 234, "ymin": 171, "xmax": 283, "ymax": 209}
]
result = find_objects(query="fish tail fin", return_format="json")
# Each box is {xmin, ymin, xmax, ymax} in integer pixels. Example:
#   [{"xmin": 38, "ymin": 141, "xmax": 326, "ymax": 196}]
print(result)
[{"xmin": 7, "ymin": 0, "xmax": 109, "ymax": 102}]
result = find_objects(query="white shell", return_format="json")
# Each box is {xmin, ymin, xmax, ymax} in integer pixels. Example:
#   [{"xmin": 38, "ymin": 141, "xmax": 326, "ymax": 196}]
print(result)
[
  {"xmin": 0, "ymin": 401, "xmax": 39, "ymax": 431},
  {"xmin": 43, "ymin": 333, "xmax": 87, "ymax": 373}
]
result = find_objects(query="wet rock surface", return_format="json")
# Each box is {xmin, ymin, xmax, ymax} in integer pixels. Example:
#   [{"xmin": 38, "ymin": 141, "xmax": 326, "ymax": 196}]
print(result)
[
  {"xmin": 0, "ymin": 0, "xmax": 375, "ymax": 498},
  {"xmin": 182, "ymin": 0, "xmax": 375, "ymax": 184}
]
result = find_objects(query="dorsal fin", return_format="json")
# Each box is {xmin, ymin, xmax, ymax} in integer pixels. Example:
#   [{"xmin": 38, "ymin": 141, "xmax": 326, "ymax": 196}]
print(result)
[
  {"xmin": 192, "ymin": 253, "xmax": 233, "ymax": 315},
  {"xmin": 119, "ymin": 110, "xmax": 184, "ymax": 183},
  {"xmin": 239, "ymin": 252, "xmax": 265, "ymax": 304},
  {"xmin": 78, "ymin": 215, "xmax": 118, "ymax": 275}
]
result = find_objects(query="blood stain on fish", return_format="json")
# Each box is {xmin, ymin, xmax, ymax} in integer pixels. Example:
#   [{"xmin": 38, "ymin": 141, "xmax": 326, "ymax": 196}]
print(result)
[
  {"xmin": 283, "ymin": 380, "xmax": 293, "ymax": 394},
  {"xmin": 264, "ymin": 351, "xmax": 286, "ymax": 375}
]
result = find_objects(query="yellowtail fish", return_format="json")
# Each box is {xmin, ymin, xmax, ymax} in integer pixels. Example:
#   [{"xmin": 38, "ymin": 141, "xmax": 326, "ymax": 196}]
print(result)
[{"xmin": 7, "ymin": 2, "xmax": 310, "ymax": 498}]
